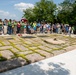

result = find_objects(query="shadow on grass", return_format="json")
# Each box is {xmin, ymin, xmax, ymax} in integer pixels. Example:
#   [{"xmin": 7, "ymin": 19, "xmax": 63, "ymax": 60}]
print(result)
[{"xmin": 0, "ymin": 61, "xmax": 70, "ymax": 75}]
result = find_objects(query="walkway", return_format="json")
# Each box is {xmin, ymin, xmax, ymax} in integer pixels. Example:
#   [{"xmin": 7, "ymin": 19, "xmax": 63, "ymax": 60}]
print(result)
[{"xmin": 0, "ymin": 49, "xmax": 76, "ymax": 75}]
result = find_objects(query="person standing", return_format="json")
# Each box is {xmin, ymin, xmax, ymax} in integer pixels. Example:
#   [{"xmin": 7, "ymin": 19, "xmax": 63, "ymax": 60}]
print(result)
[
  {"xmin": 43, "ymin": 22, "xmax": 46, "ymax": 33},
  {"xmin": 21, "ymin": 20, "xmax": 25, "ymax": 34},
  {"xmin": 8, "ymin": 19, "xmax": 12, "ymax": 35},
  {"xmin": 33, "ymin": 21, "xmax": 37, "ymax": 33},
  {"xmin": 24, "ymin": 22, "xmax": 27, "ymax": 34},
  {"xmin": 71, "ymin": 26, "xmax": 74, "ymax": 34},
  {"xmin": 3, "ymin": 19, "xmax": 8, "ymax": 35},
  {"xmin": 17, "ymin": 21, "xmax": 21, "ymax": 34},
  {"xmin": 68, "ymin": 26, "xmax": 72, "ymax": 36},
  {"xmin": 0, "ymin": 19, "xmax": 3, "ymax": 35},
  {"xmin": 57, "ymin": 23, "xmax": 61, "ymax": 34},
  {"xmin": 37, "ymin": 22, "xmax": 41, "ymax": 33},
  {"xmin": 13, "ymin": 20, "xmax": 17, "ymax": 35}
]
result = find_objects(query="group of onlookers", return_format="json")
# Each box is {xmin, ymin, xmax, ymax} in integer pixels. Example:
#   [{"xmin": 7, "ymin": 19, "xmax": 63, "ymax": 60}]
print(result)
[
  {"xmin": 36, "ymin": 22, "xmax": 75, "ymax": 35},
  {"xmin": 0, "ymin": 18, "xmax": 76, "ymax": 35},
  {"xmin": 0, "ymin": 19, "xmax": 27, "ymax": 35}
]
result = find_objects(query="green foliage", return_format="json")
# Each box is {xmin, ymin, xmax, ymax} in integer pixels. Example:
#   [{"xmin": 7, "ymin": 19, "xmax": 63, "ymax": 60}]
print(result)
[
  {"xmin": 70, "ymin": 2, "xmax": 76, "ymax": 24},
  {"xmin": 57, "ymin": 0, "xmax": 76, "ymax": 25},
  {"xmin": 0, "ymin": 53, "xmax": 7, "ymax": 61},
  {"xmin": 23, "ymin": 8, "xmax": 36, "ymax": 22},
  {"xmin": 23, "ymin": 0, "xmax": 76, "ymax": 25},
  {"xmin": 23, "ymin": 0, "xmax": 56, "ymax": 22}
]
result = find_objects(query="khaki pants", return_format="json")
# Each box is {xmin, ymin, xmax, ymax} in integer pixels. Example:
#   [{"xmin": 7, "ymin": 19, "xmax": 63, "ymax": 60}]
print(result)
[{"xmin": 4, "ymin": 26, "xmax": 7, "ymax": 34}]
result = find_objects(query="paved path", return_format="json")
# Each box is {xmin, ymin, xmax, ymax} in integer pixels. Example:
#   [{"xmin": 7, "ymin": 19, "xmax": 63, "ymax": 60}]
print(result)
[{"xmin": 0, "ymin": 49, "xmax": 76, "ymax": 75}]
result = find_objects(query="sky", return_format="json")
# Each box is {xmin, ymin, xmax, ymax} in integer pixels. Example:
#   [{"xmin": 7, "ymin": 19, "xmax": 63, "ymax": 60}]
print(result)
[{"xmin": 0, "ymin": 0, "xmax": 64, "ymax": 21}]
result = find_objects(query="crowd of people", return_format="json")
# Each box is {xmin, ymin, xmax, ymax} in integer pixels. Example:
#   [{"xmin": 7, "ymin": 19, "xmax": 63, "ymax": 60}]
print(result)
[{"xmin": 0, "ymin": 19, "xmax": 76, "ymax": 35}]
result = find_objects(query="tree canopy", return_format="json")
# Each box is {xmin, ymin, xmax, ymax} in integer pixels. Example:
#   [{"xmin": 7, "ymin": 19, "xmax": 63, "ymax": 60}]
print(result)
[
  {"xmin": 57, "ymin": 0, "xmax": 76, "ymax": 25},
  {"xmin": 23, "ymin": 0, "xmax": 76, "ymax": 25},
  {"xmin": 23, "ymin": 0, "xmax": 56, "ymax": 23}
]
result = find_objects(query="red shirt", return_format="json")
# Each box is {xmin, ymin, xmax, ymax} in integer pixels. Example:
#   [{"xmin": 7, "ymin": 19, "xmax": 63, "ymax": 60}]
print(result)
[{"xmin": 17, "ymin": 23, "xmax": 21, "ymax": 27}]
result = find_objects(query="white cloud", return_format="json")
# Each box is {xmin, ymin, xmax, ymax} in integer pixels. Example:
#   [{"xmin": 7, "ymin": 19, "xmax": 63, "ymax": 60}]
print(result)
[
  {"xmin": 14, "ymin": 2, "xmax": 34, "ymax": 12},
  {"xmin": 0, "ymin": 10, "xmax": 9, "ymax": 16},
  {"xmin": 0, "ymin": 10, "xmax": 17, "ymax": 20}
]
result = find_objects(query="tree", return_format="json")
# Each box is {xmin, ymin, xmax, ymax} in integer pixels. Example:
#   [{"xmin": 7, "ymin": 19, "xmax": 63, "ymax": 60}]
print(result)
[
  {"xmin": 57, "ymin": 0, "xmax": 76, "ymax": 24},
  {"xmin": 69, "ymin": 1, "xmax": 76, "ymax": 25},
  {"xmin": 23, "ymin": 8, "xmax": 36, "ymax": 22},
  {"xmin": 23, "ymin": 0, "xmax": 56, "ymax": 23},
  {"xmin": 57, "ymin": 0, "xmax": 73, "ymax": 24}
]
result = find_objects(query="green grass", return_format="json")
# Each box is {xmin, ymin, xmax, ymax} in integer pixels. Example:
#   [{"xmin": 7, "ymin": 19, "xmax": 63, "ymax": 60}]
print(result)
[
  {"xmin": 0, "ymin": 53, "xmax": 7, "ymax": 61},
  {"xmin": 0, "ymin": 40, "xmax": 5, "ymax": 46},
  {"xmin": 27, "ymin": 47, "xmax": 46, "ymax": 57},
  {"xmin": 9, "ymin": 49, "xmax": 31, "ymax": 63},
  {"xmin": 8, "ymin": 41, "xmax": 22, "ymax": 51}
]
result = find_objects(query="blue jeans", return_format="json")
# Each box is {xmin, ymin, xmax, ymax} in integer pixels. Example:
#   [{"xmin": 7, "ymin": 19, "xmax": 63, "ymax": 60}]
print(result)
[
  {"xmin": 8, "ymin": 26, "xmax": 12, "ymax": 34},
  {"xmin": 56, "ymin": 28, "xmax": 58, "ymax": 33},
  {"xmin": 0, "ymin": 27, "xmax": 2, "ymax": 31}
]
